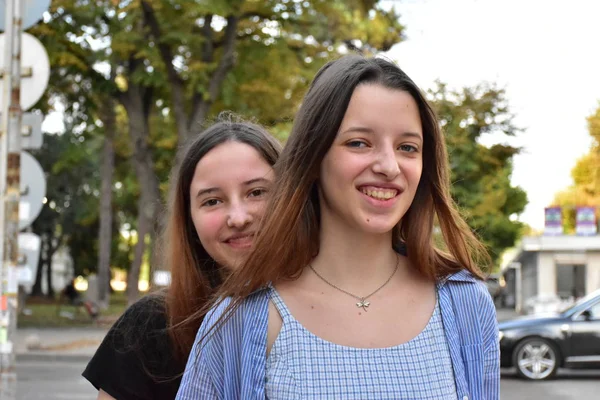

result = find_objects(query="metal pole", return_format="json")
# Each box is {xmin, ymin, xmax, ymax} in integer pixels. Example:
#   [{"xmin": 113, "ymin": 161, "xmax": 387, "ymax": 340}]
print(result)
[
  {"xmin": 0, "ymin": 0, "xmax": 10, "ymax": 291},
  {"xmin": 0, "ymin": 0, "xmax": 21, "ymax": 398},
  {"xmin": 514, "ymin": 262, "xmax": 522, "ymax": 314}
]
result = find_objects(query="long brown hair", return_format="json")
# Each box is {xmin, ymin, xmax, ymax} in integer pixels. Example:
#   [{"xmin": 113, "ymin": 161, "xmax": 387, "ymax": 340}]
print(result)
[
  {"xmin": 215, "ymin": 55, "xmax": 489, "ymax": 306},
  {"xmin": 162, "ymin": 114, "xmax": 281, "ymax": 365}
]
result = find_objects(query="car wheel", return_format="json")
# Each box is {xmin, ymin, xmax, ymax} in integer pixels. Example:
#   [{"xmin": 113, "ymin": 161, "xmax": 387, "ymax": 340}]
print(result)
[{"xmin": 513, "ymin": 338, "xmax": 559, "ymax": 381}]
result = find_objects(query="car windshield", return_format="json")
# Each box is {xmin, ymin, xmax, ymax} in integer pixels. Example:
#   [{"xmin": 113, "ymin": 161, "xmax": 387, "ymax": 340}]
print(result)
[{"xmin": 561, "ymin": 289, "xmax": 600, "ymax": 315}]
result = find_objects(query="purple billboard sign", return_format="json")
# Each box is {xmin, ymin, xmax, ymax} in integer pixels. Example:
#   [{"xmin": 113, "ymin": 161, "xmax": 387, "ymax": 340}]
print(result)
[
  {"xmin": 544, "ymin": 207, "xmax": 563, "ymax": 236},
  {"xmin": 576, "ymin": 206, "xmax": 597, "ymax": 236}
]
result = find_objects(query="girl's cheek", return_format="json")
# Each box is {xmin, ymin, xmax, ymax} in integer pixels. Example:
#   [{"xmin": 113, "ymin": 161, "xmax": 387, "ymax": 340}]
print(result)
[
  {"xmin": 194, "ymin": 210, "xmax": 227, "ymax": 240},
  {"xmin": 250, "ymin": 199, "xmax": 269, "ymax": 218}
]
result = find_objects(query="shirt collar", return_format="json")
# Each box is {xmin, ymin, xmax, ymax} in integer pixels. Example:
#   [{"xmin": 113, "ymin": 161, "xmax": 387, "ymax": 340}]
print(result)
[{"xmin": 437, "ymin": 269, "xmax": 478, "ymax": 288}]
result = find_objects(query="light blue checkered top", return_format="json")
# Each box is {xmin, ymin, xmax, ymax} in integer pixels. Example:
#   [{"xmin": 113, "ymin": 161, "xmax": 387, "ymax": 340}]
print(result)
[
  {"xmin": 265, "ymin": 287, "xmax": 458, "ymax": 400},
  {"xmin": 175, "ymin": 270, "xmax": 500, "ymax": 400}
]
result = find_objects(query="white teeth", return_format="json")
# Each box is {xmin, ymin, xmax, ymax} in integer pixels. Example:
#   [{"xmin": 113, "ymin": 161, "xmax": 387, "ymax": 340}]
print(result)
[{"xmin": 360, "ymin": 188, "xmax": 397, "ymax": 200}]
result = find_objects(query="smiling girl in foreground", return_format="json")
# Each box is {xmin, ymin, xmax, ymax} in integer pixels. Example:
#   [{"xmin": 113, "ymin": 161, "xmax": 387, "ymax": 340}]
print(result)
[{"xmin": 177, "ymin": 56, "xmax": 499, "ymax": 400}]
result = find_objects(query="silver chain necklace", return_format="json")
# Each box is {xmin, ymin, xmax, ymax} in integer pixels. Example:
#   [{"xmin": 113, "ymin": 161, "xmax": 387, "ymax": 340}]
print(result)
[{"xmin": 308, "ymin": 257, "xmax": 399, "ymax": 311}]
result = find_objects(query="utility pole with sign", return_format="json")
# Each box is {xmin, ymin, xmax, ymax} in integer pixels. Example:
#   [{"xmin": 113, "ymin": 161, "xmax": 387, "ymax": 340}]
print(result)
[
  {"xmin": 0, "ymin": 1, "xmax": 22, "ymax": 396},
  {"xmin": 0, "ymin": 0, "xmax": 49, "ymax": 397}
]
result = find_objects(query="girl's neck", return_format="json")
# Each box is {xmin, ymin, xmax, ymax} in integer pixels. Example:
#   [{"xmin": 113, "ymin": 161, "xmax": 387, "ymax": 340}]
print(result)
[{"xmin": 310, "ymin": 217, "xmax": 399, "ymax": 288}]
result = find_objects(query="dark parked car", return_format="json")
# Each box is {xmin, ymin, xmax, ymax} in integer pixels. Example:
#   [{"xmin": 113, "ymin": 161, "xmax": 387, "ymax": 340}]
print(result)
[{"xmin": 499, "ymin": 289, "xmax": 600, "ymax": 381}]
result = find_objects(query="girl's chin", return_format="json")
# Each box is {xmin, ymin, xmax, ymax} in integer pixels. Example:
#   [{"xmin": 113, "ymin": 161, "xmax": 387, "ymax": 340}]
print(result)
[
  {"xmin": 216, "ymin": 249, "xmax": 251, "ymax": 270},
  {"xmin": 357, "ymin": 222, "xmax": 397, "ymax": 235}
]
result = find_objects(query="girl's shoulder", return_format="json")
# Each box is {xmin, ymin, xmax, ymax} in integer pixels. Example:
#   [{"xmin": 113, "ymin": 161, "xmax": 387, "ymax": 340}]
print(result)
[
  {"xmin": 202, "ymin": 288, "xmax": 270, "ymax": 333},
  {"xmin": 92, "ymin": 293, "xmax": 168, "ymax": 348},
  {"xmin": 441, "ymin": 269, "xmax": 498, "ymax": 344},
  {"xmin": 83, "ymin": 293, "xmax": 182, "ymax": 399},
  {"xmin": 442, "ymin": 269, "xmax": 493, "ymax": 309}
]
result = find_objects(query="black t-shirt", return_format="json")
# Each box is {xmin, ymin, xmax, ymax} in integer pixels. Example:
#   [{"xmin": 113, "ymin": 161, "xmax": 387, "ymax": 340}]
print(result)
[{"xmin": 83, "ymin": 294, "xmax": 191, "ymax": 400}]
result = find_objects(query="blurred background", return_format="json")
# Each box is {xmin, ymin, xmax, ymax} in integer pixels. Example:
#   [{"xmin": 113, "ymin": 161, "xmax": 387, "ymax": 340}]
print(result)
[{"xmin": 9, "ymin": 0, "xmax": 600, "ymax": 399}]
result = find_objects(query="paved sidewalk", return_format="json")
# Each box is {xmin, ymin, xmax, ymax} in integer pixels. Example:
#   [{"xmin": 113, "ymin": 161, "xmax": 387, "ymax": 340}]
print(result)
[{"xmin": 16, "ymin": 327, "xmax": 108, "ymax": 362}]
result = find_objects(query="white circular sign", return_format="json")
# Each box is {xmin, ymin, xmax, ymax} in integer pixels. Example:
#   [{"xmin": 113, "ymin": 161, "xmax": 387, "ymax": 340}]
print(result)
[
  {"xmin": 20, "ymin": 151, "xmax": 46, "ymax": 230},
  {"xmin": 0, "ymin": 0, "xmax": 51, "ymax": 31},
  {"xmin": 0, "ymin": 32, "xmax": 50, "ymax": 111}
]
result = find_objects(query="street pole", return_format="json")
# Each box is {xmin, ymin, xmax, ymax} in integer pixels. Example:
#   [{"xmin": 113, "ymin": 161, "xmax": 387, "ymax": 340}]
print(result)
[{"xmin": 0, "ymin": 0, "xmax": 21, "ymax": 398}]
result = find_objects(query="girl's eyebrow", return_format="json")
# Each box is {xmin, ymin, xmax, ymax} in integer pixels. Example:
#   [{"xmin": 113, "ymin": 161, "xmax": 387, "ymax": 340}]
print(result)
[
  {"xmin": 243, "ymin": 177, "xmax": 271, "ymax": 186},
  {"xmin": 341, "ymin": 126, "xmax": 423, "ymax": 142},
  {"xmin": 196, "ymin": 187, "xmax": 220, "ymax": 198},
  {"xmin": 196, "ymin": 178, "xmax": 271, "ymax": 198},
  {"xmin": 340, "ymin": 126, "xmax": 375, "ymax": 135}
]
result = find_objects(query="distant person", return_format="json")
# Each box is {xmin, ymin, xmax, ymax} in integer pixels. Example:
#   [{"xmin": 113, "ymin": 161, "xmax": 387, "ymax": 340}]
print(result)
[
  {"xmin": 61, "ymin": 278, "xmax": 80, "ymax": 304},
  {"xmin": 59, "ymin": 277, "xmax": 98, "ymax": 319},
  {"xmin": 82, "ymin": 115, "xmax": 282, "ymax": 400},
  {"xmin": 177, "ymin": 56, "xmax": 500, "ymax": 399}
]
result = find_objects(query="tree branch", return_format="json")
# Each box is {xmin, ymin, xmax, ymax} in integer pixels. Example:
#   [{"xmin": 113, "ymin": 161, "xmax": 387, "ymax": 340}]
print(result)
[
  {"xmin": 140, "ymin": 0, "xmax": 182, "ymax": 86},
  {"xmin": 209, "ymin": 15, "xmax": 238, "ymax": 99},
  {"xmin": 201, "ymin": 14, "xmax": 214, "ymax": 63},
  {"xmin": 141, "ymin": 0, "xmax": 189, "ymax": 142},
  {"xmin": 143, "ymin": 86, "xmax": 154, "ymax": 119},
  {"xmin": 188, "ymin": 15, "xmax": 239, "ymax": 131}
]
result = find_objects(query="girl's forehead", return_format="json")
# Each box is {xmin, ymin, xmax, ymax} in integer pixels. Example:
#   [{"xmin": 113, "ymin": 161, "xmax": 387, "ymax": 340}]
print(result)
[{"xmin": 190, "ymin": 143, "xmax": 274, "ymax": 192}]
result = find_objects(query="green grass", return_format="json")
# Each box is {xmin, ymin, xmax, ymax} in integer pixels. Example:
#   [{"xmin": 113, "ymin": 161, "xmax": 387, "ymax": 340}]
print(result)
[{"xmin": 18, "ymin": 291, "xmax": 128, "ymax": 329}]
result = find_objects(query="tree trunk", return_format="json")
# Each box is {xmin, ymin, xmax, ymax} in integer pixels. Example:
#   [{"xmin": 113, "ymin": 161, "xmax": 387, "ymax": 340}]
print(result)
[
  {"xmin": 121, "ymin": 84, "xmax": 161, "ymax": 306},
  {"xmin": 30, "ymin": 235, "xmax": 46, "ymax": 296},
  {"xmin": 45, "ymin": 242, "xmax": 55, "ymax": 298},
  {"xmin": 126, "ymin": 152, "xmax": 160, "ymax": 306},
  {"xmin": 96, "ymin": 100, "xmax": 116, "ymax": 310}
]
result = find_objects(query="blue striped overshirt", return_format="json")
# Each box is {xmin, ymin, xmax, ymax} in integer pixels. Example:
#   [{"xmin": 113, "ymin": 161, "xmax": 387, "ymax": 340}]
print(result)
[{"xmin": 176, "ymin": 269, "xmax": 500, "ymax": 400}]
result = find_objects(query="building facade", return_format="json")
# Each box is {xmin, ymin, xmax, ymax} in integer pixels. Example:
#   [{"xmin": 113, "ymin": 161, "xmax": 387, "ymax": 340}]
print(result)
[{"xmin": 505, "ymin": 235, "xmax": 600, "ymax": 312}]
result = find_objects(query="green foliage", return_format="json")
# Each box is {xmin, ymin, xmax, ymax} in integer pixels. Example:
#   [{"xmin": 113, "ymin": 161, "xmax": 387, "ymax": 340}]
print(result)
[
  {"xmin": 30, "ymin": 123, "xmax": 136, "ymax": 276},
  {"xmin": 428, "ymin": 83, "xmax": 528, "ymax": 265},
  {"xmin": 143, "ymin": 0, "xmax": 406, "ymax": 125},
  {"xmin": 30, "ymin": 130, "xmax": 100, "ymax": 276},
  {"xmin": 33, "ymin": 0, "xmax": 534, "ymax": 276},
  {"xmin": 32, "ymin": 0, "xmax": 407, "ymax": 280}
]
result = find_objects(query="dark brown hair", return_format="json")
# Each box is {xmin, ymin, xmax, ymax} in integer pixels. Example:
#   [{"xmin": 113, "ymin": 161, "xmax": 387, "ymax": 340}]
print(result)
[
  {"xmin": 163, "ymin": 114, "xmax": 281, "ymax": 365},
  {"xmin": 214, "ymin": 55, "xmax": 488, "ymax": 307}
]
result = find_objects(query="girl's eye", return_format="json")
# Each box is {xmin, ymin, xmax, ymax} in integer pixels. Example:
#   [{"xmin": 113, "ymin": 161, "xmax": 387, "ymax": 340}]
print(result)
[
  {"xmin": 399, "ymin": 144, "xmax": 418, "ymax": 153},
  {"xmin": 249, "ymin": 188, "xmax": 267, "ymax": 198},
  {"xmin": 346, "ymin": 140, "xmax": 368, "ymax": 148},
  {"xmin": 201, "ymin": 199, "xmax": 222, "ymax": 207}
]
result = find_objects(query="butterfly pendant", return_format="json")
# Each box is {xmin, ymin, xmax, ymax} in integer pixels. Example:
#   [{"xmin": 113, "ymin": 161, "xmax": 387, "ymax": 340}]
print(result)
[{"xmin": 356, "ymin": 299, "xmax": 370, "ymax": 311}]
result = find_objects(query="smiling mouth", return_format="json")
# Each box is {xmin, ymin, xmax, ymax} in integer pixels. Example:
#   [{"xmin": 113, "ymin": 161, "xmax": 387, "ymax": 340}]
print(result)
[
  {"xmin": 224, "ymin": 234, "xmax": 254, "ymax": 248},
  {"xmin": 359, "ymin": 187, "xmax": 399, "ymax": 200}
]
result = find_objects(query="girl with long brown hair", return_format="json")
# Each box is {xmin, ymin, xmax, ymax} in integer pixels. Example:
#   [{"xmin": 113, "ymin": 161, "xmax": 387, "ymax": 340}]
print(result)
[
  {"xmin": 82, "ymin": 115, "xmax": 281, "ymax": 400},
  {"xmin": 177, "ymin": 55, "xmax": 499, "ymax": 400}
]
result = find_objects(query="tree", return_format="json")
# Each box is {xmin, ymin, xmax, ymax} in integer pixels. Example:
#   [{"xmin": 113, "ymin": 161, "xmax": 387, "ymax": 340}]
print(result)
[
  {"xmin": 553, "ymin": 103, "xmax": 600, "ymax": 232},
  {"xmin": 29, "ymin": 4, "xmax": 120, "ymax": 302},
  {"xmin": 30, "ymin": 129, "xmax": 101, "ymax": 297},
  {"xmin": 36, "ymin": 0, "xmax": 407, "ymax": 305},
  {"xmin": 139, "ymin": 0, "xmax": 404, "ymax": 143},
  {"xmin": 428, "ymin": 82, "xmax": 528, "ymax": 267},
  {"xmin": 32, "ymin": 1, "xmax": 162, "ymax": 304}
]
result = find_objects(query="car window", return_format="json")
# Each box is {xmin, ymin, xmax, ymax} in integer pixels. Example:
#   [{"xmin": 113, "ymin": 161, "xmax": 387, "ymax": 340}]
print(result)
[
  {"xmin": 562, "ymin": 289, "xmax": 600, "ymax": 315},
  {"xmin": 588, "ymin": 302, "xmax": 600, "ymax": 320}
]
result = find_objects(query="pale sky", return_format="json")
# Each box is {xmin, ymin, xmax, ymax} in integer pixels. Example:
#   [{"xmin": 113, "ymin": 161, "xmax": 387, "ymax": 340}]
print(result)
[{"xmin": 384, "ymin": 0, "xmax": 600, "ymax": 230}]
